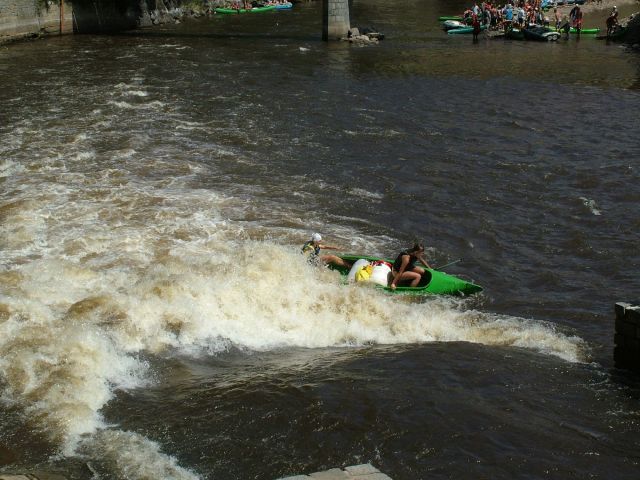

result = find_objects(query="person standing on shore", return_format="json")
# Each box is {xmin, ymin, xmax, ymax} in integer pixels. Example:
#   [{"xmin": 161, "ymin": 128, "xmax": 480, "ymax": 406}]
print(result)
[
  {"xmin": 554, "ymin": 7, "xmax": 561, "ymax": 30},
  {"xmin": 472, "ymin": 14, "xmax": 482, "ymax": 41},
  {"xmin": 517, "ymin": 5, "xmax": 525, "ymax": 28},
  {"xmin": 574, "ymin": 6, "xmax": 583, "ymax": 34},
  {"xmin": 569, "ymin": 4, "xmax": 579, "ymax": 28},
  {"xmin": 503, "ymin": 3, "xmax": 514, "ymax": 33},
  {"xmin": 559, "ymin": 14, "xmax": 571, "ymax": 38},
  {"xmin": 606, "ymin": 6, "xmax": 619, "ymax": 36}
]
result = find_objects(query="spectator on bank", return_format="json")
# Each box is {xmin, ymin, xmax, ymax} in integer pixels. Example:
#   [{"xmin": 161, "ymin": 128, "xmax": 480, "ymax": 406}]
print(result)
[
  {"xmin": 554, "ymin": 7, "xmax": 561, "ymax": 30},
  {"xmin": 503, "ymin": 3, "xmax": 514, "ymax": 32},
  {"xmin": 606, "ymin": 6, "xmax": 619, "ymax": 36}
]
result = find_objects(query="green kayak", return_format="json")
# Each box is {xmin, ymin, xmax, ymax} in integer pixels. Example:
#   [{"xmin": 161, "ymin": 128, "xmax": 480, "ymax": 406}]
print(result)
[
  {"xmin": 447, "ymin": 24, "xmax": 487, "ymax": 35},
  {"xmin": 215, "ymin": 5, "xmax": 276, "ymax": 14},
  {"xmin": 439, "ymin": 16, "xmax": 464, "ymax": 21},
  {"xmin": 572, "ymin": 28, "xmax": 600, "ymax": 34},
  {"xmin": 549, "ymin": 26, "xmax": 600, "ymax": 34},
  {"xmin": 331, "ymin": 254, "xmax": 483, "ymax": 296}
]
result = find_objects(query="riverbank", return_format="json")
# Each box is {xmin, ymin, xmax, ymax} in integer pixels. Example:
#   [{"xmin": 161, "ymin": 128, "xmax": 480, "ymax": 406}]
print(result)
[
  {"xmin": 550, "ymin": 0, "xmax": 640, "ymax": 46},
  {"xmin": 0, "ymin": 0, "xmax": 71, "ymax": 45},
  {"xmin": 0, "ymin": 0, "xmax": 220, "ymax": 46},
  {"xmin": 556, "ymin": 0, "xmax": 638, "ymax": 15}
]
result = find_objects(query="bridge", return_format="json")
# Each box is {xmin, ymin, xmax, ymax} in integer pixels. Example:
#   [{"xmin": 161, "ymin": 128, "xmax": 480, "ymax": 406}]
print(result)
[{"xmin": 0, "ymin": 0, "xmax": 351, "ymax": 44}]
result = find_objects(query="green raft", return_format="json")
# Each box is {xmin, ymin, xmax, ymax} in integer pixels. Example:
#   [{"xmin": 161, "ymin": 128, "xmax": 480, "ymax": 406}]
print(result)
[
  {"xmin": 215, "ymin": 5, "xmax": 276, "ymax": 13},
  {"xmin": 570, "ymin": 27, "xmax": 600, "ymax": 34},
  {"xmin": 549, "ymin": 26, "xmax": 601, "ymax": 34},
  {"xmin": 331, "ymin": 254, "xmax": 483, "ymax": 296},
  {"xmin": 447, "ymin": 24, "xmax": 487, "ymax": 35}
]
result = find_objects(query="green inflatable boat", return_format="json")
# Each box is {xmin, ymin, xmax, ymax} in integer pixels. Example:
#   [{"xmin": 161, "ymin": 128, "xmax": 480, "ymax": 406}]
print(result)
[
  {"xmin": 549, "ymin": 26, "xmax": 601, "ymax": 34},
  {"xmin": 215, "ymin": 5, "xmax": 276, "ymax": 14},
  {"xmin": 447, "ymin": 24, "xmax": 487, "ymax": 35},
  {"xmin": 331, "ymin": 254, "xmax": 483, "ymax": 296}
]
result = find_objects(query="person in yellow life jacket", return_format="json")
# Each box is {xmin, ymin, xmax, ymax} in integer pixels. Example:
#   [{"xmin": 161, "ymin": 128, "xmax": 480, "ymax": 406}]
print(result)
[
  {"xmin": 301, "ymin": 233, "xmax": 351, "ymax": 269},
  {"xmin": 389, "ymin": 242, "xmax": 432, "ymax": 290}
]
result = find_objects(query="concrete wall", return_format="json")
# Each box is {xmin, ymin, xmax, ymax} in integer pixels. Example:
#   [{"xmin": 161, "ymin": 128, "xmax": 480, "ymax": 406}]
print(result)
[
  {"xmin": 323, "ymin": 0, "xmax": 350, "ymax": 40},
  {"xmin": 2, "ymin": 0, "xmax": 353, "ymax": 43},
  {"xmin": 0, "ymin": 0, "xmax": 73, "ymax": 42},
  {"xmin": 71, "ymin": 0, "xmax": 142, "ymax": 33},
  {"xmin": 614, "ymin": 302, "xmax": 640, "ymax": 373}
]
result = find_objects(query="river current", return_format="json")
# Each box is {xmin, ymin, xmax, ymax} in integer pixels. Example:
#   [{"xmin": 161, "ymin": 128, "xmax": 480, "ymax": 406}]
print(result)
[{"xmin": 1, "ymin": 0, "xmax": 640, "ymax": 479}]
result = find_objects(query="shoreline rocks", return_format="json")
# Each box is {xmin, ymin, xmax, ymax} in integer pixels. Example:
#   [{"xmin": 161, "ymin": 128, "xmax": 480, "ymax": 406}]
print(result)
[{"xmin": 341, "ymin": 27, "xmax": 383, "ymax": 45}]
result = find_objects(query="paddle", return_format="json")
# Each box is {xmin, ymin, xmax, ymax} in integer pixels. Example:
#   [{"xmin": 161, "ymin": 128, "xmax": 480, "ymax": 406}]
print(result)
[{"xmin": 433, "ymin": 258, "xmax": 462, "ymax": 271}]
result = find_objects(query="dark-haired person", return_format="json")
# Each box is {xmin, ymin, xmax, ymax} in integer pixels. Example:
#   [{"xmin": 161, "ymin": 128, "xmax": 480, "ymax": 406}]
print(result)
[
  {"xmin": 606, "ymin": 6, "xmax": 619, "ymax": 37},
  {"xmin": 389, "ymin": 243, "xmax": 432, "ymax": 290}
]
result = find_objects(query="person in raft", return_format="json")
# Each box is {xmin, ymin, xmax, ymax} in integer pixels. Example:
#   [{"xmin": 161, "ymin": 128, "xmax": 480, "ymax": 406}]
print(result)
[
  {"xmin": 389, "ymin": 243, "xmax": 433, "ymax": 290},
  {"xmin": 301, "ymin": 233, "xmax": 351, "ymax": 269}
]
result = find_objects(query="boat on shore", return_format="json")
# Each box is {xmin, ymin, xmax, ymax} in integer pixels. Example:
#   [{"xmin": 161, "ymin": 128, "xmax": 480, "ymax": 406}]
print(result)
[
  {"xmin": 549, "ymin": 25, "xmax": 601, "ymax": 34},
  {"xmin": 447, "ymin": 24, "xmax": 488, "ymax": 35},
  {"xmin": 215, "ymin": 5, "xmax": 276, "ymax": 14},
  {"xmin": 442, "ymin": 20, "xmax": 467, "ymax": 31},
  {"xmin": 505, "ymin": 27, "xmax": 525, "ymax": 40},
  {"xmin": 331, "ymin": 254, "xmax": 483, "ymax": 296},
  {"xmin": 523, "ymin": 25, "xmax": 561, "ymax": 41}
]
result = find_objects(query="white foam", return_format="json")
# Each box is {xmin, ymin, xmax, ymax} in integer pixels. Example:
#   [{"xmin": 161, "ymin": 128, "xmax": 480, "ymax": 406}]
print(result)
[
  {"xmin": 107, "ymin": 100, "xmax": 135, "ymax": 109},
  {"xmin": 579, "ymin": 196, "xmax": 602, "ymax": 216},
  {"xmin": 73, "ymin": 151, "xmax": 96, "ymax": 161},
  {"xmin": 113, "ymin": 148, "xmax": 137, "ymax": 159},
  {"xmin": 0, "ymin": 143, "xmax": 588, "ymax": 476},
  {"xmin": 348, "ymin": 187, "xmax": 384, "ymax": 200},
  {"xmin": 0, "ymin": 301, "xmax": 146, "ymax": 454},
  {"xmin": 107, "ymin": 100, "xmax": 166, "ymax": 110},
  {"xmin": 122, "ymin": 90, "xmax": 150, "ymax": 97},
  {"xmin": 82, "ymin": 430, "xmax": 199, "ymax": 480},
  {"xmin": 0, "ymin": 159, "xmax": 25, "ymax": 177}
]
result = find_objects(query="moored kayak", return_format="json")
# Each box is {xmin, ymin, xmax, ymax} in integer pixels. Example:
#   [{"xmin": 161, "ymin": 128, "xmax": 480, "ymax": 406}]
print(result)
[
  {"xmin": 447, "ymin": 24, "xmax": 487, "ymax": 35},
  {"xmin": 523, "ymin": 26, "xmax": 561, "ymax": 41},
  {"xmin": 215, "ymin": 5, "xmax": 276, "ymax": 13},
  {"xmin": 570, "ymin": 27, "xmax": 600, "ymax": 34},
  {"xmin": 275, "ymin": 2, "xmax": 292, "ymax": 9},
  {"xmin": 505, "ymin": 28, "xmax": 525, "ymax": 40},
  {"xmin": 442, "ymin": 20, "xmax": 466, "ymax": 31},
  {"xmin": 568, "ymin": 27, "xmax": 599, "ymax": 34},
  {"xmin": 549, "ymin": 26, "xmax": 600, "ymax": 34},
  {"xmin": 332, "ymin": 254, "xmax": 483, "ymax": 296}
]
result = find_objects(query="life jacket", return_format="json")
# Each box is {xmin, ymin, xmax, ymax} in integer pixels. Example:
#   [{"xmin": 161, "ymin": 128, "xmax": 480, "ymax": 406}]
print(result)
[
  {"xmin": 393, "ymin": 251, "xmax": 419, "ymax": 272},
  {"xmin": 301, "ymin": 241, "xmax": 320, "ymax": 257}
]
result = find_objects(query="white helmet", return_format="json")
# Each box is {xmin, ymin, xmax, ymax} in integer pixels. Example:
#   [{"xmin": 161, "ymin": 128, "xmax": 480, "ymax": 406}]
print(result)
[{"xmin": 311, "ymin": 233, "xmax": 322, "ymax": 242}]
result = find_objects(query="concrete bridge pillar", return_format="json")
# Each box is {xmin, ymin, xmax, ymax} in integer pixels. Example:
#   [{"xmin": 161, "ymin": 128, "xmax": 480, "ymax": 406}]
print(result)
[{"xmin": 323, "ymin": 0, "xmax": 351, "ymax": 40}]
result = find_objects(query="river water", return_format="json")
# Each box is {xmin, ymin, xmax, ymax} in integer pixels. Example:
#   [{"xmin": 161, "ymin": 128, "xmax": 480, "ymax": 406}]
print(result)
[{"xmin": 1, "ymin": 0, "xmax": 640, "ymax": 478}]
